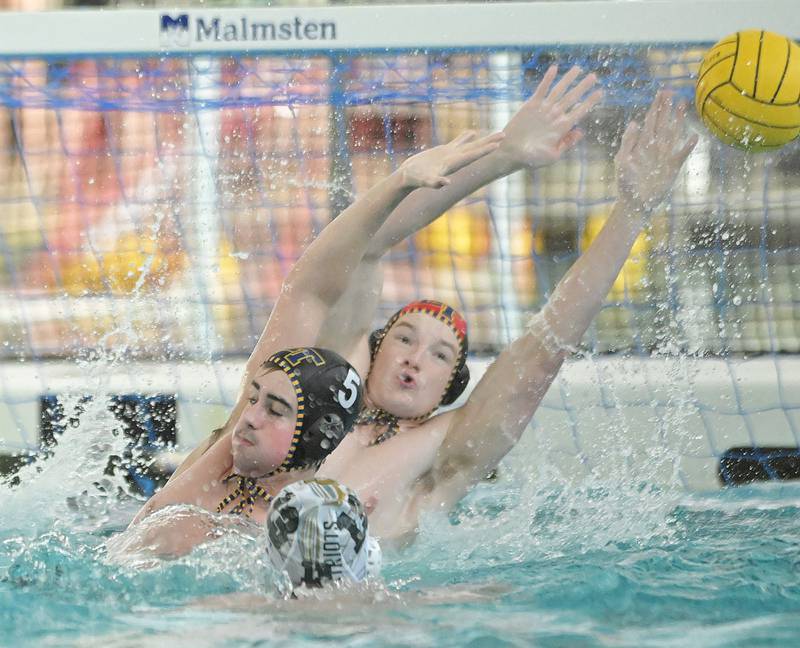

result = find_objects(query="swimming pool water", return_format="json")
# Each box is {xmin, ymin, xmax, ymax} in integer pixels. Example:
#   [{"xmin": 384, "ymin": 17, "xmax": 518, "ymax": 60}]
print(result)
[{"xmin": 3, "ymin": 462, "xmax": 800, "ymax": 647}]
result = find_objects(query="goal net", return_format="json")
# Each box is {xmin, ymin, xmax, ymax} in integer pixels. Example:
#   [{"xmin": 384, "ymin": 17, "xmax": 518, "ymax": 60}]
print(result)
[{"xmin": 0, "ymin": 1, "xmax": 798, "ymax": 490}]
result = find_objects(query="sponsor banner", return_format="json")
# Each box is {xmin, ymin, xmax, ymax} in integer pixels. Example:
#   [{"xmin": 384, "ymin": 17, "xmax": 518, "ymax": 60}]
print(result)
[{"xmin": 0, "ymin": 2, "xmax": 796, "ymax": 55}]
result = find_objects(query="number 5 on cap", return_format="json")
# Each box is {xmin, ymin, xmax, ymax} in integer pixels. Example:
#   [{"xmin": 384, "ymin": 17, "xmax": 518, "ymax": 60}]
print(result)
[{"xmin": 337, "ymin": 368, "xmax": 360, "ymax": 409}]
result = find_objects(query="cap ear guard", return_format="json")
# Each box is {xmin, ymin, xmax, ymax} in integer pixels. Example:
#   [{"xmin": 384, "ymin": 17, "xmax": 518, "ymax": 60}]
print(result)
[
  {"xmin": 291, "ymin": 412, "xmax": 345, "ymax": 467},
  {"xmin": 368, "ymin": 328, "xmax": 383, "ymax": 358},
  {"xmin": 440, "ymin": 362, "xmax": 470, "ymax": 406}
]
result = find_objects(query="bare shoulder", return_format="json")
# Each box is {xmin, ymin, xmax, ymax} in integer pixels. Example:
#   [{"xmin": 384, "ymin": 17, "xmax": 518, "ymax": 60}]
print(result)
[
  {"xmin": 131, "ymin": 432, "xmax": 232, "ymax": 526},
  {"xmin": 167, "ymin": 426, "xmax": 228, "ymax": 484},
  {"xmin": 407, "ymin": 409, "xmax": 456, "ymax": 454},
  {"xmin": 419, "ymin": 408, "xmax": 457, "ymax": 437},
  {"xmin": 409, "ymin": 405, "xmax": 485, "ymax": 511},
  {"xmin": 405, "ymin": 409, "xmax": 462, "ymax": 490}
]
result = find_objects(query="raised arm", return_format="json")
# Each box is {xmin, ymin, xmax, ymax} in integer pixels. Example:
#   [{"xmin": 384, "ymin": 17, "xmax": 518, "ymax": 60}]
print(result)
[
  {"xmin": 242, "ymin": 130, "xmax": 504, "ymax": 380},
  {"xmin": 316, "ymin": 66, "xmax": 603, "ymax": 363},
  {"xmin": 431, "ymin": 92, "xmax": 698, "ymax": 503},
  {"xmin": 168, "ymin": 132, "xmax": 503, "ymax": 482}
]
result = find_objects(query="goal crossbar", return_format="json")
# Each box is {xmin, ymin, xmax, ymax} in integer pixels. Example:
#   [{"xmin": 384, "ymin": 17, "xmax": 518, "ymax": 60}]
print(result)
[{"xmin": 0, "ymin": 1, "xmax": 797, "ymax": 58}]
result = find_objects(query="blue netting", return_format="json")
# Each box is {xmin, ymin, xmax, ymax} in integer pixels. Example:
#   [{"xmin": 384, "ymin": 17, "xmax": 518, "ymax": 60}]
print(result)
[
  {"xmin": 0, "ymin": 46, "xmax": 696, "ymax": 112},
  {"xmin": 0, "ymin": 44, "xmax": 798, "ymax": 476}
]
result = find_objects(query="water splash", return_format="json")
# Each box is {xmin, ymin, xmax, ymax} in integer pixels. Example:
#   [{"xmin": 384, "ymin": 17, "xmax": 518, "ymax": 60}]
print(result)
[{"xmin": 0, "ymin": 349, "xmax": 146, "ymax": 535}]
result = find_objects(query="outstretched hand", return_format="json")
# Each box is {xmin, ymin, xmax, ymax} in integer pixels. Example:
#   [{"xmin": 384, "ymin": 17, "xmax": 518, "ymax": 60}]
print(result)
[
  {"xmin": 397, "ymin": 131, "xmax": 505, "ymax": 189},
  {"xmin": 499, "ymin": 65, "xmax": 603, "ymax": 169},
  {"xmin": 615, "ymin": 91, "xmax": 699, "ymax": 212}
]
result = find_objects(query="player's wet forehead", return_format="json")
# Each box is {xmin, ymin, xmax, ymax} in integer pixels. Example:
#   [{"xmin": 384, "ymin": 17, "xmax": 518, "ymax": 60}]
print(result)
[
  {"xmin": 252, "ymin": 366, "xmax": 297, "ymax": 410},
  {"xmin": 391, "ymin": 311, "xmax": 460, "ymax": 350}
]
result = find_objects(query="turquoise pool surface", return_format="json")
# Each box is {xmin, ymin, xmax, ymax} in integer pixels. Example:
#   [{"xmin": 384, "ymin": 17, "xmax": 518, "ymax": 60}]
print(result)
[{"xmin": 3, "ymin": 460, "xmax": 800, "ymax": 647}]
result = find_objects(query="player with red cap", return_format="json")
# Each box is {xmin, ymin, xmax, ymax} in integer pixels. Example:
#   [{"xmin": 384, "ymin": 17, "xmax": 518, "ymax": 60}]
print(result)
[
  {"xmin": 171, "ymin": 69, "xmax": 696, "ymax": 547},
  {"xmin": 316, "ymin": 88, "xmax": 696, "ymax": 544}
]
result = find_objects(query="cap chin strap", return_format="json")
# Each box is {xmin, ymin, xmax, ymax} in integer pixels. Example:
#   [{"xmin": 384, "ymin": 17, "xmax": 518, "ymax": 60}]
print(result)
[
  {"xmin": 356, "ymin": 407, "xmax": 400, "ymax": 446},
  {"xmin": 216, "ymin": 473, "xmax": 272, "ymax": 516},
  {"xmin": 356, "ymin": 403, "xmax": 435, "ymax": 446},
  {"xmin": 216, "ymin": 461, "xmax": 322, "ymax": 517}
]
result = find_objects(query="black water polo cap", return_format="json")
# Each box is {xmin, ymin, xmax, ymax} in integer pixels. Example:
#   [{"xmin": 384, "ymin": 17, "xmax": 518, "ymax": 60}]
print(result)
[{"xmin": 264, "ymin": 347, "xmax": 363, "ymax": 472}]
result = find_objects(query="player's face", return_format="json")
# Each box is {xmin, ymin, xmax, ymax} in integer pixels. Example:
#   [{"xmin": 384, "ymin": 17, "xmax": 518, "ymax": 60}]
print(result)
[
  {"xmin": 232, "ymin": 369, "xmax": 298, "ymax": 477},
  {"xmin": 368, "ymin": 312, "xmax": 460, "ymax": 418}
]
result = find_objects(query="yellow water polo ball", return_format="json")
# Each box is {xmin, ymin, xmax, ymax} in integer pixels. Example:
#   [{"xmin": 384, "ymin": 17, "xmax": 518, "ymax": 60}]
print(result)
[{"xmin": 695, "ymin": 29, "xmax": 800, "ymax": 151}]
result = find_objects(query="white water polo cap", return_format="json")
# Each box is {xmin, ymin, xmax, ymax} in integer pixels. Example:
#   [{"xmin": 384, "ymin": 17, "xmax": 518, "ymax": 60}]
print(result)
[{"xmin": 265, "ymin": 479, "xmax": 382, "ymax": 588}]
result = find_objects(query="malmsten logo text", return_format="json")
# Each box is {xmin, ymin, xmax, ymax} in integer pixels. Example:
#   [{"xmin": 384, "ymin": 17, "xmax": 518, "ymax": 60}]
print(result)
[{"xmin": 160, "ymin": 14, "xmax": 338, "ymax": 45}]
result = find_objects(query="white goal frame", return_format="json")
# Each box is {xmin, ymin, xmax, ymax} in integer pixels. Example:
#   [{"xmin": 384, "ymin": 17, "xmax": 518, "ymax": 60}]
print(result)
[{"xmin": 0, "ymin": 1, "xmax": 796, "ymax": 57}]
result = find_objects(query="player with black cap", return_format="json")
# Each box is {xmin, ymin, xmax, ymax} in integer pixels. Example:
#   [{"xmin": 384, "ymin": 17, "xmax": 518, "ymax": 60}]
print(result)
[
  {"xmin": 167, "ymin": 70, "xmax": 695, "ymax": 549},
  {"xmin": 126, "ymin": 122, "xmax": 506, "ymax": 555},
  {"xmin": 130, "ymin": 346, "xmax": 363, "ymax": 528}
]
